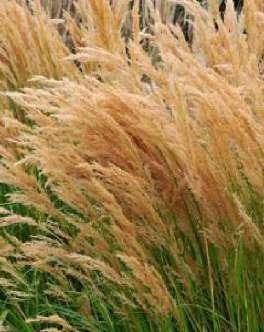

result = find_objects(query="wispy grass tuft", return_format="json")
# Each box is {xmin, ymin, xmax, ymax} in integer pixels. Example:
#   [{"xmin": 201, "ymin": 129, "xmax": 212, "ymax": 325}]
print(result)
[{"xmin": 0, "ymin": 0, "xmax": 263, "ymax": 331}]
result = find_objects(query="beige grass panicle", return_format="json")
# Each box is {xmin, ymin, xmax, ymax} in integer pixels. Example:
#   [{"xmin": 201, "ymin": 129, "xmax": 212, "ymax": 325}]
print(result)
[{"xmin": 0, "ymin": 0, "xmax": 264, "ymax": 323}]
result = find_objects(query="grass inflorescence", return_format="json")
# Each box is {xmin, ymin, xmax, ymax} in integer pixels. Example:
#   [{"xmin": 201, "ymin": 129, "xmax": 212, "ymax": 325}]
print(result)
[{"xmin": 0, "ymin": 0, "xmax": 263, "ymax": 331}]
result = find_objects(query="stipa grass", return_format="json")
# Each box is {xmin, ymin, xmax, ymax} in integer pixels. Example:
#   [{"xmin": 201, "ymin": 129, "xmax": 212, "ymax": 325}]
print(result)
[{"xmin": 0, "ymin": 0, "xmax": 263, "ymax": 331}]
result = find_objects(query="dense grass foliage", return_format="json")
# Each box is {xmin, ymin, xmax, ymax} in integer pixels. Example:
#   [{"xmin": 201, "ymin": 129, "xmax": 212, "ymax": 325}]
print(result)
[{"xmin": 0, "ymin": 0, "xmax": 263, "ymax": 331}]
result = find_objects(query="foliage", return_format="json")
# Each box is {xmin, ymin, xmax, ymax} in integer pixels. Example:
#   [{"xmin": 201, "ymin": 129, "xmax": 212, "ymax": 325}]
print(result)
[{"xmin": 0, "ymin": 0, "xmax": 263, "ymax": 331}]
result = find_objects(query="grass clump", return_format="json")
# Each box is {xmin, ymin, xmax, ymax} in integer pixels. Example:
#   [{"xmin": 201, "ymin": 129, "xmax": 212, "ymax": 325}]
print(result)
[{"xmin": 0, "ymin": 0, "xmax": 263, "ymax": 331}]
